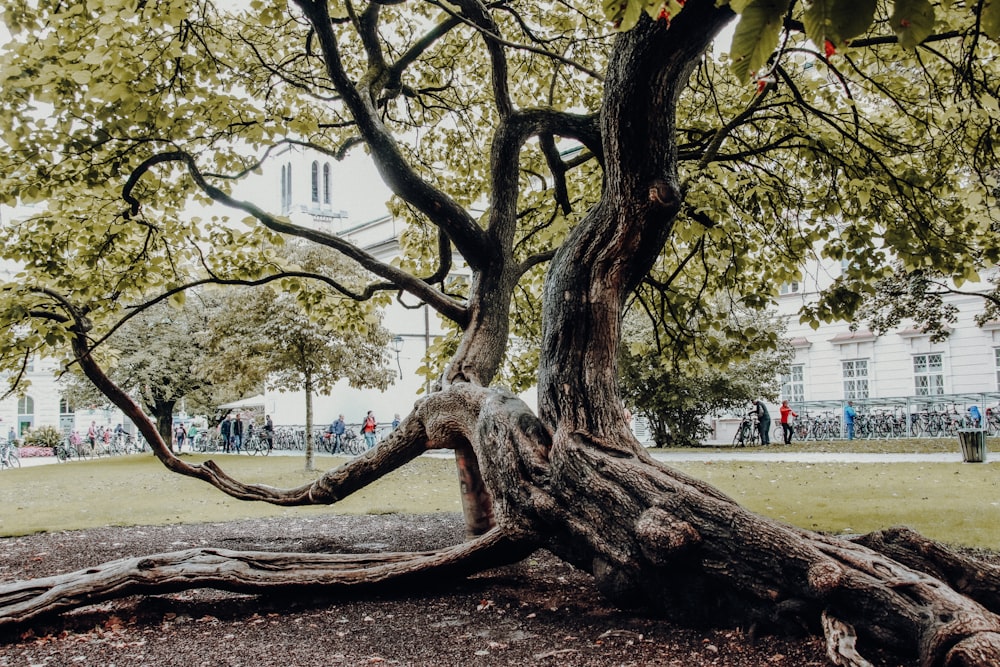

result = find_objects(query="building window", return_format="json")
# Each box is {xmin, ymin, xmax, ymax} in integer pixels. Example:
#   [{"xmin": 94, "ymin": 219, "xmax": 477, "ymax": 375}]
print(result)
[
  {"xmin": 842, "ymin": 359, "xmax": 869, "ymax": 400},
  {"xmin": 323, "ymin": 163, "xmax": 331, "ymax": 204},
  {"xmin": 994, "ymin": 348, "xmax": 999, "ymax": 390},
  {"xmin": 781, "ymin": 364, "xmax": 805, "ymax": 403},
  {"xmin": 311, "ymin": 161, "xmax": 319, "ymax": 203},
  {"xmin": 913, "ymin": 353, "xmax": 945, "ymax": 396},
  {"xmin": 60, "ymin": 398, "xmax": 74, "ymax": 414},
  {"xmin": 779, "ymin": 282, "xmax": 799, "ymax": 295},
  {"xmin": 17, "ymin": 395, "xmax": 34, "ymax": 433},
  {"xmin": 280, "ymin": 163, "xmax": 292, "ymax": 213}
]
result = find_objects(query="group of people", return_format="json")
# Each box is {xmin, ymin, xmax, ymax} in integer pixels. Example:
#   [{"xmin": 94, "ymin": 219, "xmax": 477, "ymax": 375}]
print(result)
[
  {"xmin": 760, "ymin": 400, "xmax": 992, "ymax": 444},
  {"xmin": 216, "ymin": 413, "xmax": 275, "ymax": 453},
  {"xmin": 173, "ymin": 422, "xmax": 198, "ymax": 452},
  {"xmin": 84, "ymin": 421, "xmax": 127, "ymax": 449},
  {"xmin": 323, "ymin": 411, "xmax": 402, "ymax": 453},
  {"xmin": 749, "ymin": 399, "xmax": 799, "ymax": 446}
]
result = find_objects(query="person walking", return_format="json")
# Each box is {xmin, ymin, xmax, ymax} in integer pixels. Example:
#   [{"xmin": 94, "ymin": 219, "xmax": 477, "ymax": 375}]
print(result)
[
  {"xmin": 844, "ymin": 401, "xmax": 857, "ymax": 440},
  {"xmin": 332, "ymin": 415, "xmax": 346, "ymax": 453},
  {"xmin": 361, "ymin": 411, "xmax": 377, "ymax": 450},
  {"xmin": 174, "ymin": 423, "xmax": 187, "ymax": 452},
  {"xmin": 753, "ymin": 399, "xmax": 771, "ymax": 446},
  {"xmin": 219, "ymin": 415, "xmax": 232, "ymax": 453},
  {"xmin": 231, "ymin": 413, "xmax": 244, "ymax": 453},
  {"xmin": 779, "ymin": 400, "xmax": 798, "ymax": 445},
  {"xmin": 262, "ymin": 415, "xmax": 274, "ymax": 452}
]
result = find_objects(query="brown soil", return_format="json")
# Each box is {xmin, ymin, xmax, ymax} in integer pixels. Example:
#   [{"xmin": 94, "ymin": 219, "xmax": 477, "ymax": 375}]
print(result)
[{"xmin": 0, "ymin": 513, "xmax": 915, "ymax": 666}]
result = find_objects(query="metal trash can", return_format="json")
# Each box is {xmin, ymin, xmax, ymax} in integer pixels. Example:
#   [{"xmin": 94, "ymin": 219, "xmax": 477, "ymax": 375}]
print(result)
[{"xmin": 958, "ymin": 429, "xmax": 988, "ymax": 463}]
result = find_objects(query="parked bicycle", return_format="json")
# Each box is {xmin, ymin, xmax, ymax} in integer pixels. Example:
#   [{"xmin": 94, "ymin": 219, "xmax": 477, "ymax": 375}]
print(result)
[
  {"xmin": 242, "ymin": 433, "xmax": 270, "ymax": 456},
  {"xmin": 273, "ymin": 427, "xmax": 305, "ymax": 451},
  {"xmin": 54, "ymin": 438, "xmax": 86, "ymax": 462},
  {"xmin": 0, "ymin": 439, "xmax": 20, "ymax": 469},
  {"xmin": 338, "ymin": 428, "xmax": 367, "ymax": 455},
  {"xmin": 987, "ymin": 407, "xmax": 1000, "ymax": 437},
  {"xmin": 732, "ymin": 413, "xmax": 760, "ymax": 447},
  {"xmin": 192, "ymin": 431, "xmax": 222, "ymax": 453}
]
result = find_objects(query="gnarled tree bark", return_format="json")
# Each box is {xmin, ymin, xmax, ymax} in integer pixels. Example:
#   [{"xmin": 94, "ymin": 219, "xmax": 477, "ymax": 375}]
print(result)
[{"xmin": 2, "ymin": 2, "xmax": 999, "ymax": 666}]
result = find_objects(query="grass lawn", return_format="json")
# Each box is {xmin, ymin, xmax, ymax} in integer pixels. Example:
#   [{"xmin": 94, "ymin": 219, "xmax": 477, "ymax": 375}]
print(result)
[{"xmin": 3, "ymin": 446, "xmax": 999, "ymax": 549}]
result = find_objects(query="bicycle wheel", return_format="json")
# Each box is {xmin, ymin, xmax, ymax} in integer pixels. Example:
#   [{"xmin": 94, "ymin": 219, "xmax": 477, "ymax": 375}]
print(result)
[
  {"xmin": 245, "ymin": 437, "xmax": 266, "ymax": 455},
  {"xmin": 344, "ymin": 435, "xmax": 366, "ymax": 455}
]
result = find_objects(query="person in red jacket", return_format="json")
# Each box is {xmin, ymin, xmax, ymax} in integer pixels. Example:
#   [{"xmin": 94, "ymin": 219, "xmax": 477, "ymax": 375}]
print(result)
[
  {"xmin": 361, "ymin": 411, "xmax": 378, "ymax": 449},
  {"xmin": 779, "ymin": 400, "xmax": 798, "ymax": 445}
]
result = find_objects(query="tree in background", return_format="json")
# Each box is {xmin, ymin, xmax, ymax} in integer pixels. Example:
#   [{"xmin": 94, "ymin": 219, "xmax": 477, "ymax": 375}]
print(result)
[
  {"xmin": 61, "ymin": 294, "xmax": 239, "ymax": 448},
  {"xmin": 206, "ymin": 282, "xmax": 395, "ymax": 470},
  {"xmin": 1, "ymin": 1, "xmax": 999, "ymax": 663},
  {"xmin": 620, "ymin": 308, "xmax": 792, "ymax": 447}
]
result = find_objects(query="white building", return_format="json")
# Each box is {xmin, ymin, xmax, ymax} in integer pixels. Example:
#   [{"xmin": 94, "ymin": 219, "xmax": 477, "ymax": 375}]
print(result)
[
  {"xmin": 6, "ymin": 146, "xmax": 998, "ymax": 440},
  {"xmin": 241, "ymin": 146, "xmax": 464, "ymax": 430},
  {"xmin": 774, "ymin": 258, "xmax": 1000, "ymax": 418}
]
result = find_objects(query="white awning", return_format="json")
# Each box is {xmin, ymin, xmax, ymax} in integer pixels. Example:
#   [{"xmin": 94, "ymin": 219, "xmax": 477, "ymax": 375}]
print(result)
[{"xmin": 218, "ymin": 394, "xmax": 266, "ymax": 409}]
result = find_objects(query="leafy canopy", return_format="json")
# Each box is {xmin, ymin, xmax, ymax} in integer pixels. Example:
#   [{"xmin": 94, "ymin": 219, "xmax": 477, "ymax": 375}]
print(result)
[
  {"xmin": 606, "ymin": 0, "xmax": 1000, "ymax": 81},
  {"xmin": 0, "ymin": 0, "xmax": 997, "ymax": 400}
]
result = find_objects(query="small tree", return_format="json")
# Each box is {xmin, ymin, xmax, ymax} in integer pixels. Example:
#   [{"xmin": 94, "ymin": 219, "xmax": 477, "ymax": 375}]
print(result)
[
  {"xmin": 206, "ymin": 282, "xmax": 395, "ymax": 470},
  {"xmin": 620, "ymin": 306, "xmax": 791, "ymax": 446}
]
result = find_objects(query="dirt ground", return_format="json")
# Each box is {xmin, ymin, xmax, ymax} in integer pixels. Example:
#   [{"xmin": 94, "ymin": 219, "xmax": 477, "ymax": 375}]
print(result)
[{"xmin": 0, "ymin": 513, "xmax": 917, "ymax": 667}]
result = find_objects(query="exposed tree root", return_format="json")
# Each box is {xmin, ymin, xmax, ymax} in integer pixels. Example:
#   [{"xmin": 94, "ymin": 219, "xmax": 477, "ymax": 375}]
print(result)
[
  {"xmin": 3, "ymin": 384, "xmax": 1000, "ymax": 667},
  {"xmin": 854, "ymin": 527, "xmax": 1000, "ymax": 615},
  {"xmin": 462, "ymin": 385, "xmax": 1000, "ymax": 667},
  {"xmin": 0, "ymin": 526, "xmax": 535, "ymax": 629},
  {"xmin": 821, "ymin": 610, "xmax": 873, "ymax": 667}
]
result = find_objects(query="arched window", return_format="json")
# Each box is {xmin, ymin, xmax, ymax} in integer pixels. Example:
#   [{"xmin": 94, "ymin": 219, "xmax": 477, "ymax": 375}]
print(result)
[
  {"xmin": 323, "ymin": 163, "xmax": 331, "ymax": 204},
  {"xmin": 311, "ymin": 161, "xmax": 320, "ymax": 203}
]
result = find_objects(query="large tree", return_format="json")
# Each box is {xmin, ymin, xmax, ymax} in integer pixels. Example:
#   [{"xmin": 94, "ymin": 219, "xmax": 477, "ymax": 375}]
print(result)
[
  {"xmin": 60, "ymin": 293, "xmax": 238, "ymax": 447},
  {"xmin": 1, "ymin": 1, "xmax": 999, "ymax": 664}
]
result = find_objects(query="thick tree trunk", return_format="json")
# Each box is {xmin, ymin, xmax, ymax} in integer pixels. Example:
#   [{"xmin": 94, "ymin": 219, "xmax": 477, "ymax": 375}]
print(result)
[
  {"xmin": 526, "ymin": 5, "xmax": 1000, "ymax": 666},
  {"xmin": 152, "ymin": 398, "xmax": 176, "ymax": 453},
  {"xmin": 3, "ymin": 380, "xmax": 1000, "ymax": 666},
  {"xmin": 4, "ymin": 4, "xmax": 1000, "ymax": 666}
]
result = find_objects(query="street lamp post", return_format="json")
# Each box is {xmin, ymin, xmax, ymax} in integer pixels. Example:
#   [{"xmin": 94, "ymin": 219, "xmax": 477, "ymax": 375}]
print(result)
[{"xmin": 391, "ymin": 335, "xmax": 404, "ymax": 379}]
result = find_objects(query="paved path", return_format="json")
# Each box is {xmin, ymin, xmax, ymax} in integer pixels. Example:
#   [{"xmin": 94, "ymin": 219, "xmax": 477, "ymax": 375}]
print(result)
[
  {"xmin": 12, "ymin": 448, "xmax": 992, "ymax": 468},
  {"xmin": 647, "ymin": 450, "xmax": 983, "ymax": 464}
]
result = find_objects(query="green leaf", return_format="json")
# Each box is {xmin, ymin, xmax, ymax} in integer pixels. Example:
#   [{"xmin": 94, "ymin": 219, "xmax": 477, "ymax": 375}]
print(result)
[
  {"xmin": 983, "ymin": 0, "xmax": 1000, "ymax": 39},
  {"xmin": 802, "ymin": 0, "xmax": 876, "ymax": 50},
  {"xmin": 729, "ymin": 0, "xmax": 790, "ymax": 82},
  {"xmin": 891, "ymin": 0, "xmax": 936, "ymax": 49}
]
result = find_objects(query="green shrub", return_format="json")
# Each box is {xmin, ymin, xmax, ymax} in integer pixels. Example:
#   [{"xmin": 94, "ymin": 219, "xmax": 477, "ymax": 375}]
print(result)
[{"xmin": 22, "ymin": 425, "xmax": 62, "ymax": 449}]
